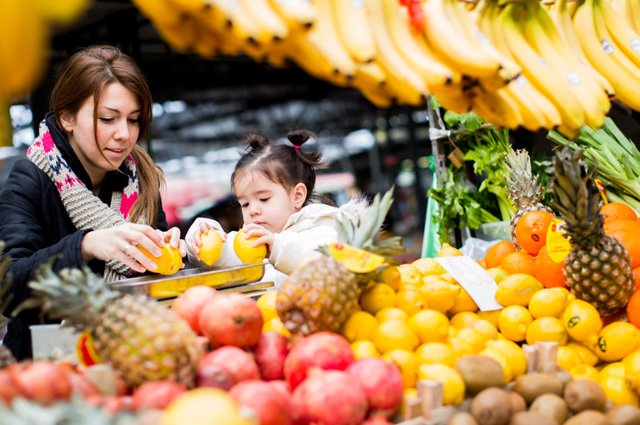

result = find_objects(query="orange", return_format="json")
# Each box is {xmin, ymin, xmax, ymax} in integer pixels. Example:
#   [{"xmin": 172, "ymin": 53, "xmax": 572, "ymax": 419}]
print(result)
[
  {"xmin": 500, "ymin": 250, "xmax": 536, "ymax": 276},
  {"xmin": 604, "ymin": 219, "xmax": 640, "ymax": 268},
  {"xmin": 635, "ymin": 267, "xmax": 640, "ymax": 291},
  {"xmin": 627, "ymin": 290, "xmax": 640, "ymax": 329},
  {"xmin": 533, "ymin": 246, "xmax": 568, "ymax": 288},
  {"xmin": 514, "ymin": 210, "xmax": 555, "ymax": 256},
  {"xmin": 600, "ymin": 202, "xmax": 638, "ymax": 224},
  {"xmin": 485, "ymin": 240, "xmax": 517, "ymax": 269}
]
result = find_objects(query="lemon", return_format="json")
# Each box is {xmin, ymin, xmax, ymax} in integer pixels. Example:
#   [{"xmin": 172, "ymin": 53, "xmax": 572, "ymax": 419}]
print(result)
[
  {"xmin": 455, "ymin": 327, "xmax": 488, "ymax": 353},
  {"xmin": 375, "ymin": 307, "xmax": 408, "ymax": 322},
  {"xmin": 466, "ymin": 319, "xmax": 498, "ymax": 341},
  {"xmin": 417, "ymin": 364, "xmax": 465, "ymax": 405},
  {"xmin": 380, "ymin": 266, "xmax": 401, "ymax": 290},
  {"xmin": 594, "ymin": 321, "xmax": 640, "ymax": 362},
  {"xmin": 569, "ymin": 364, "xmax": 600, "ymax": 381},
  {"xmin": 527, "ymin": 287, "xmax": 572, "ymax": 319},
  {"xmin": 373, "ymin": 319, "xmax": 419, "ymax": 354},
  {"xmin": 600, "ymin": 362, "xmax": 627, "ymax": 379},
  {"xmin": 526, "ymin": 317, "xmax": 568, "ymax": 345},
  {"xmin": 412, "ymin": 257, "xmax": 446, "ymax": 276},
  {"xmin": 440, "ymin": 273, "xmax": 458, "ymax": 284},
  {"xmin": 623, "ymin": 349, "xmax": 640, "ymax": 378},
  {"xmin": 561, "ymin": 299, "xmax": 602, "ymax": 345},
  {"xmin": 566, "ymin": 342, "xmax": 598, "ymax": 367},
  {"xmin": 395, "ymin": 288, "xmax": 427, "ymax": 315},
  {"xmin": 351, "ymin": 340, "xmax": 380, "ymax": 360},
  {"xmin": 140, "ymin": 243, "xmax": 182, "ymax": 275},
  {"xmin": 449, "ymin": 312, "xmax": 481, "ymax": 328},
  {"xmin": 448, "ymin": 335, "xmax": 477, "ymax": 357},
  {"xmin": 256, "ymin": 290, "xmax": 278, "ymax": 322},
  {"xmin": 262, "ymin": 317, "xmax": 291, "ymax": 339},
  {"xmin": 600, "ymin": 375, "xmax": 640, "ymax": 406},
  {"xmin": 438, "ymin": 243, "xmax": 463, "ymax": 257},
  {"xmin": 485, "ymin": 339, "xmax": 527, "ymax": 378},
  {"xmin": 498, "ymin": 305, "xmax": 533, "ymax": 343},
  {"xmin": 233, "ymin": 229, "xmax": 267, "ymax": 264},
  {"xmin": 342, "ymin": 310, "xmax": 378, "ymax": 342},
  {"xmin": 419, "ymin": 279, "xmax": 459, "ymax": 313},
  {"xmin": 397, "ymin": 264, "xmax": 423, "ymax": 288},
  {"xmin": 359, "ymin": 283, "xmax": 396, "ymax": 315},
  {"xmin": 486, "ymin": 267, "xmax": 508, "ymax": 283},
  {"xmin": 415, "ymin": 342, "xmax": 458, "ymax": 367},
  {"xmin": 407, "ymin": 309, "xmax": 449, "ymax": 344},
  {"xmin": 448, "ymin": 285, "xmax": 478, "ymax": 314},
  {"xmin": 477, "ymin": 310, "xmax": 501, "ymax": 328},
  {"xmin": 495, "ymin": 273, "xmax": 543, "ymax": 307},
  {"xmin": 198, "ymin": 230, "xmax": 223, "ymax": 266},
  {"xmin": 478, "ymin": 347, "xmax": 513, "ymax": 383},
  {"xmin": 556, "ymin": 345, "xmax": 583, "ymax": 371},
  {"xmin": 382, "ymin": 349, "xmax": 418, "ymax": 388},
  {"xmin": 162, "ymin": 388, "xmax": 252, "ymax": 425}
]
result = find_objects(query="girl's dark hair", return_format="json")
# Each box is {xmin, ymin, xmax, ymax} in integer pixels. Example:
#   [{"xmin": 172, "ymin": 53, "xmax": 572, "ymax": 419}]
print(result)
[
  {"xmin": 50, "ymin": 45, "xmax": 162, "ymax": 225},
  {"xmin": 231, "ymin": 129, "xmax": 328, "ymax": 206}
]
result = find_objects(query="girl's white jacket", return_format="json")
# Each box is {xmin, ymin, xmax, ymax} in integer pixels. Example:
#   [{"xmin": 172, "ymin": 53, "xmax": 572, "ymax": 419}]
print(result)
[{"xmin": 185, "ymin": 199, "xmax": 371, "ymax": 285}]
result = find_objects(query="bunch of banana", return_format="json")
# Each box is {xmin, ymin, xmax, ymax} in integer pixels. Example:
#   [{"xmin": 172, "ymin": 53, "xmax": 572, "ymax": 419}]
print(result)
[{"xmin": 610, "ymin": 0, "xmax": 640, "ymax": 32}]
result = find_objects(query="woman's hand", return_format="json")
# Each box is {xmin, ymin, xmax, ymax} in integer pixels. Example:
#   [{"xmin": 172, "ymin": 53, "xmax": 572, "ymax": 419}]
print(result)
[
  {"xmin": 81, "ymin": 223, "xmax": 165, "ymax": 273},
  {"xmin": 243, "ymin": 223, "xmax": 274, "ymax": 253},
  {"xmin": 190, "ymin": 221, "xmax": 226, "ymax": 261}
]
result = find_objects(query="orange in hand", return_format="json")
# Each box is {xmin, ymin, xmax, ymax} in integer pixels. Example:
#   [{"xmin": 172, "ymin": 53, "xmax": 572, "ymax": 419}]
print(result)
[
  {"xmin": 533, "ymin": 246, "xmax": 568, "ymax": 289},
  {"xmin": 514, "ymin": 210, "xmax": 555, "ymax": 256},
  {"xmin": 484, "ymin": 240, "xmax": 517, "ymax": 269}
]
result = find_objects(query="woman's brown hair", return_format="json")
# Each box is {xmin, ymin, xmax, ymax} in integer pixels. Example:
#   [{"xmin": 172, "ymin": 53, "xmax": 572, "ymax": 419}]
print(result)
[{"xmin": 50, "ymin": 45, "xmax": 163, "ymax": 225}]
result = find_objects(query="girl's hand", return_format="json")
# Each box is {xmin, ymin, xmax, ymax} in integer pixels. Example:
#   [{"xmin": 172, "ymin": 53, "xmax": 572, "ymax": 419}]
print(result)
[
  {"xmin": 159, "ymin": 227, "xmax": 188, "ymax": 269},
  {"xmin": 190, "ymin": 221, "xmax": 226, "ymax": 260},
  {"xmin": 81, "ymin": 223, "xmax": 165, "ymax": 273},
  {"xmin": 243, "ymin": 223, "xmax": 274, "ymax": 253}
]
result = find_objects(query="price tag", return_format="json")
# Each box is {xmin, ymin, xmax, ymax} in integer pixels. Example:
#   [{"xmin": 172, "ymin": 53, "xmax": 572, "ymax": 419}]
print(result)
[
  {"xmin": 76, "ymin": 331, "xmax": 101, "ymax": 366},
  {"xmin": 594, "ymin": 179, "xmax": 608, "ymax": 204},
  {"xmin": 546, "ymin": 218, "xmax": 571, "ymax": 263},
  {"xmin": 434, "ymin": 256, "xmax": 503, "ymax": 311}
]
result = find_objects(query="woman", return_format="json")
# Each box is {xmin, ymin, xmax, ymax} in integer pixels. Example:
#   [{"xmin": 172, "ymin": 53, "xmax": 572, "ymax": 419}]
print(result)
[{"xmin": 0, "ymin": 45, "xmax": 185, "ymax": 359}]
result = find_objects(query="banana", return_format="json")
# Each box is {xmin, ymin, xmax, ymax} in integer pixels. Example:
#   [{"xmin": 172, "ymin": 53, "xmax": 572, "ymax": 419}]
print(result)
[
  {"xmin": 332, "ymin": 0, "xmax": 376, "ymax": 63},
  {"xmin": 471, "ymin": 88, "xmax": 522, "ymax": 130},
  {"xmin": 430, "ymin": 84, "xmax": 474, "ymax": 114},
  {"xmin": 422, "ymin": 0, "xmax": 501, "ymax": 78},
  {"xmin": 363, "ymin": 0, "xmax": 427, "ymax": 106},
  {"xmin": 501, "ymin": 82, "xmax": 546, "ymax": 132},
  {"xmin": 240, "ymin": 0, "xmax": 289, "ymax": 42},
  {"xmin": 500, "ymin": 3, "xmax": 585, "ymax": 133},
  {"xmin": 573, "ymin": 0, "xmax": 640, "ymax": 110},
  {"xmin": 599, "ymin": 0, "xmax": 640, "ymax": 68},
  {"xmin": 382, "ymin": 0, "xmax": 460, "ymax": 89},
  {"xmin": 354, "ymin": 80, "xmax": 395, "ymax": 108},
  {"xmin": 34, "ymin": 0, "xmax": 89, "ymax": 25},
  {"xmin": 267, "ymin": 0, "xmax": 316, "ymax": 30},
  {"xmin": 0, "ymin": 99, "xmax": 10, "ymax": 147},
  {"xmin": 207, "ymin": 0, "xmax": 267, "ymax": 45},
  {"xmin": 286, "ymin": 29, "xmax": 351, "ymax": 87},
  {"xmin": 354, "ymin": 61, "xmax": 387, "ymax": 87},
  {"xmin": 191, "ymin": 21, "xmax": 221, "ymax": 58},
  {"xmin": 628, "ymin": 0, "xmax": 640, "ymax": 32}
]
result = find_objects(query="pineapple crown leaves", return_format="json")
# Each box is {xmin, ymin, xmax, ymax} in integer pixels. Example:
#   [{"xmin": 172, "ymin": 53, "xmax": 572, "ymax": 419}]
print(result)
[
  {"xmin": 17, "ymin": 262, "xmax": 120, "ymax": 330},
  {"xmin": 504, "ymin": 148, "xmax": 545, "ymax": 203}
]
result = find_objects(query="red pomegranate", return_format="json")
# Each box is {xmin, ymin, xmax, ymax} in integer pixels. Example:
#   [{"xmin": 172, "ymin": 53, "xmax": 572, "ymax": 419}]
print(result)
[
  {"xmin": 230, "ymin": 380, "xmax": 293, "ymax": 425},
  {"xmin": 171, "ymin": 285, "xmax": 218, "ymax": 334},
  {"xmin": 200, "ymin": 346, "xmax": 260, "ymax": 382},
  {"xmin": 131, "ymin": 380, "xmax": 187, "ymax": 410},
  {"xmin": 362, "ymin": 416, "xmax": 394, "ymax": 425},
  {"xmin": 284, "ymin": 332, "xmax": 354, "ymax": 389},
  {"xmin": 346, "ymin": 358, "xmax": 404, "ymax": 414},
  {"xmin": 196, "ymin": 361, "xmax": 238, "ymax": 390},
  {"xmin": 292, "ymin": 370, "xmax": 368, "ymax": 425},
  {"xmin": 254, "ymin": 332, "xmax": 290, "ymax": 381},
  {"xmin": 9, "ymin": 361, "xmax": 72, "ymax": 405},
  {"xmin": 199, "ymin": 293, "xmax": 263, "ymax": 348},
  {"xmin": 0, "ymin": 369, "xmax": 20, "ymax": 404}
]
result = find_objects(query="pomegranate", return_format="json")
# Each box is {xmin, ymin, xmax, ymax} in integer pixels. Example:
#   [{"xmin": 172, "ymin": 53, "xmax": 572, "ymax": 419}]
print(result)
[
  {"xmin": 269, "ymin": 380, "xmax": 291, "ymax": 398},
  {"xmin": 199, "ymin": 293, "xmax": 263, "ymax": 348},
  {"xmin": 284, "ymin": 332, "xmax": 354, "ymax": 389},
  {"xmin": 200, "ymin": 346, "xmax": 260, "ymax": 382},
  {"xmin": 132, "ymin": 380, "xmax": 187, "ymax": 410},
  {"xmin": 196, "ymin": 361, "xmax": 238, "ymax": 390},
  {"xmin": 254, "ymin": 332, "xmax": 290, "ymax": 381},
  {"xmin": 9, "ymin": 361, "xmax": 72, "ymax": 405},
  {"xmin": 69, "ymin": 373, "xmax": 101, "ymax": 399},
  {"xmin": 0, "ymin": 369, "xmax": 20, "ymax": 404},
  {"xmin": 346, "ymin": 358, "xmax": 403, "ymax": 414},
  {"xmin": 100, "ymin": 395, "xmax": 134, "ymax": 415},
  {"xmin": 171, "ymin": 285, "xmax": 218, "ymax": 334},
  {"xmin": 230, "ymin": 380, "xmax": 293, "ymax": 425},
  {"xmin": 292, "ymin": 370, "xmax": 368, "ymax": 425},
  {"xmin": 362, "ymin": 416, "xmax": 394, "ymax": 425}
]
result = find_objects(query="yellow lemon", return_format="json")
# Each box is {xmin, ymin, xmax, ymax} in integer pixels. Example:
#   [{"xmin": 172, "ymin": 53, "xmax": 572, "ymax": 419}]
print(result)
[
  {"xmin": 162, "ymin": 388, "xmax": 253, "ymax": 425},
  {"xmin": 448, "ymin": 285, "xmax": 478, "ymax": 314},
  {"xmin": 527, "ymin": 287, "xmax": 573, "ymax": 319},
  {"xmin": 396, "ymin": 288, "xmax": 428, "ymax": 315},
  {"xmin": 561, "ymin": 299, "xmax": 602, "ymax": 345},
  {"xmin": 455, "ymin": 327, "xmax": 488, "ymax": 353},
  {"xmin": 498, "ymin": 305, "xmax": 533, "ymax": 343},
  {"xmin": 438, "ymin": 243, "xmax": 463, "ymax": 257},
  {"xmin": 140, "ymin": 243, "xmax": 182, "ymax": 275},
  {"xmin": 600, "ymin": 375, "xmax": 640, "ymax": 406},
  {"xmin": 466, "ymin": 319, "xmax": 498, "ymax": 341},
  {"xmin": 415, "ymin": 342, "xmax": 458, "ymax": 367},
  {"xmin": 359, "ymin": 283, "xmax": 397, "ymax": 315},
  {"xmin": 408, "ymin": 309, "xmax": 449, "ymax": 344},
  {"xmin": 495, "ymin": 273, "xmax": 543, "ymax": 307},
  {"xmin": 477, "ymin": 310, "xmax": 501, "ymax": 328},
  {"xmin": 569, "ymin": 364, "xmax": 600, "ymax": 381},
  {"xmin": 379, "ymin": 265, "xmax": 401, "ymax": 290},
  {"xmin": 373, "ymin": 319, "xmax": 419, "ymax": 354},
  {"xmin": 375, "ymin": 307, "xmax": 408, "ymax": 322},
  {"xmin": 485, "ymin": 339, "xmax": 527, "ymax": 378},
  {"xmin": 594, "ymin": 321, "xmax": 640, "ymax": 362},
  {"xmin": 419, "ymin": 279, "xmax": 459, "ymax": 313},
  {"xmin": 449, "ymin": 311, "xmax": 481, "ymax": 328},
  {"xmin": 342, "ymin": 310, "xmax": 378, "ymax": 342},
  {"xmin": 198, "ymin": 230, "xmax": 223, "ymax": 266},
  {"xmin": 412, "ymin": 257, "xmax": 445, "ymax": 276},
  {"xmin": 566, "ymin": 342, "xmax": 599, "ymax": 367},
  {"xmin": 397, "ymin": 264, "xmax": 423, "ymax": 288},
  {"xmin": 440, "ymin": 273, "xmax": 458, "ymax": 284},
  {"xmin": 351, "ymin": 340, "xmax": 380, "ymax": 360},
  {"xmin": 526, "ymin": 317, "xmax": 568, "ymax": 346},
  {"xmin": 262, "ymin": 317, "xmax": 291, "ymax": 339},
  {"xmin": 556, "ymin": 345, "xmax": 583, "ymax": 371},
  {"xmin": 256, "ymin": 290, "xmax": 278, "ymax": 322},
  {"xmin": 478, "ymin": 347, "xmax": 513, "ymax": 384},
  {"xmin": 623, "ymin": 349, "xmax": 640, "ymax": 378},
  {"xmin": 418, "ymin": 364, "xmax": 465, "ymax": 405},
  {"xmin": 382, "ymin": 349, "xmax": 418, "ymax": 388},
  {"xmin": 486, "ymin": 267, "xmax": 509, "ymax": 283},
  {"xmin": 448, "ymin": 335, "xmax": 477, "ymax": 356},
  {"xmin": 233, "ymin": 229, "xmax": 267, "ymax": 264}
]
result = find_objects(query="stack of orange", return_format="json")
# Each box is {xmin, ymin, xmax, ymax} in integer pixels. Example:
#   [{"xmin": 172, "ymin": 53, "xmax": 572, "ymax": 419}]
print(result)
[{"xmin": 601, "ymin": 202, "xmax": 640, "ymax": 289}]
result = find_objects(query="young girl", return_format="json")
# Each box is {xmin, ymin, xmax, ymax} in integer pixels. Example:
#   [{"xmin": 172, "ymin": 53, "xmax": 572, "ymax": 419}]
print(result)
[{"xmin": 185, "ymin": 130, "xmax": 370, "ymax": 283}]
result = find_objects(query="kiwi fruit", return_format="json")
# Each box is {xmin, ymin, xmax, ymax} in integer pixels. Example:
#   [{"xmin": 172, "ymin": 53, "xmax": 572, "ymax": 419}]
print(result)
[
  {"xmin": 507, "ymin": 392, "xmax": 526, "ymax": 414},
  {"xmin": 563, "ymin": 409, "xmax": 608, "ymax": 425},
  {"xmin": 470, "ymin": 387, "xmax": 511, "ymax": 425},
  {"xmin": 563, "ymin": 379, "xmax": 607, "ymax": 413},
  {"xmin": 606, "ymin": 404, "xmax": 640, "ymax": 425},
  {"xmin": 512, "ymin": 373, "xmax": 563, "ymax": 404},
  {"xmin": 448, "ymin": 412, "xmax": 479, "ymax": 425},
  {"xmin": 529, "ymin": 394, "xmax": 568, "ymax": 424},
  {"xmin": 456, "ymin": 355, "xmax": 505, "ymax": 394},
  {"xmin": 509, "ymin": 411, "xmax": 558, "ymax": 425},
  {"xmin": 429, "ymin": 405, "xmax": 458, "ymax": 425}
]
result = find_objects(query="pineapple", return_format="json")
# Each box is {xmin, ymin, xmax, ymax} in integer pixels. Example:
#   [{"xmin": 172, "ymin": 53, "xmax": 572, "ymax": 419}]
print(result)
[
  {"xmin": 24, "ymin": 265, "xmax": 200, "ymax": 386},
  {"xmin": 551, "ymin": 148, "xmax": 634, "ymax": 315},
  {"xmin": 505, "ymin": 148, "xmax": 554, "ymax": 245},
  {"xmin": 276, "ymin": 189, "xmax": 404, "ymax": 336},
  {"xmin": 0, "ymin": 242, "xmax": 16, "ymax": 368}
]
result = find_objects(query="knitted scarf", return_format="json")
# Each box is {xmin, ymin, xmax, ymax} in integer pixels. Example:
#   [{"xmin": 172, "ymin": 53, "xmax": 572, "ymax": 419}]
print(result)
[{"xmin": 27, "ymin": 120, "xmax": 140, "ymax": 283}]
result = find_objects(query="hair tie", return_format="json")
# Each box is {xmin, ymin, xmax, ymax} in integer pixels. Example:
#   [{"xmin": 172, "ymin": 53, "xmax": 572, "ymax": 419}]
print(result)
[{"xmin": 292, "ymin": 145, "xmax": 302, "ymax": 149}]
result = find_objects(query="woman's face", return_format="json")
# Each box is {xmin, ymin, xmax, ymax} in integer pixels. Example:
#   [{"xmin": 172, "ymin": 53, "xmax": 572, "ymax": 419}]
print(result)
[{"xmin": 61, "ymin": 82, "xmax": 140, "ymax": 186}]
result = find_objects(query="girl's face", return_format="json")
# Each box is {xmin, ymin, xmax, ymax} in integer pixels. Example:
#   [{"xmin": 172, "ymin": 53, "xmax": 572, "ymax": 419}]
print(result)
[
  {"xmin": 60, "ymin": 82, "xmax": 141, "ymax": 187},
  {"xmin": 234, "ymin": 171, "xmax": 306, "ymax": 233}
]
